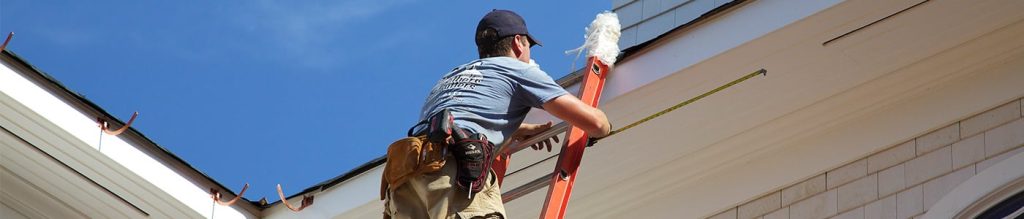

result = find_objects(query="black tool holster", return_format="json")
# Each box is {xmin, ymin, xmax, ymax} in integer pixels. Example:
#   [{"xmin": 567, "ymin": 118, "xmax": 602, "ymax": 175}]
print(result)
[{"xmin": 422, "ymin": 109, "xmax": 494, "ymax": 195}]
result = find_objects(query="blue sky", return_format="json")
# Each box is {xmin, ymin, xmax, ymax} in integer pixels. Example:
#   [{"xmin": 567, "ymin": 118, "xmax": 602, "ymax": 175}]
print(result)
[{"xmin": 2, "ymin": 1, "xmax": 609, "ymax": 200}]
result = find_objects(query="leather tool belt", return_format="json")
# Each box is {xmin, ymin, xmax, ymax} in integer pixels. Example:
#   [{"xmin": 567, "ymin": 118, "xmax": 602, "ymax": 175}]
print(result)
[
  {"xmin": 380, "ymin": 135, "xmax": 446, "ymax": 200},
  {"xmin": 382, "ymin": 109, "xmax": 494, "ymax": 199}
]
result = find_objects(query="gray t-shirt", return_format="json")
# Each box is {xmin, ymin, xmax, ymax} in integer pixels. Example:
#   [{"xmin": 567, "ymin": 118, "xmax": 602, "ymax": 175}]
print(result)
[{"xmin": 419, "ymin": 57, "xmax": 569, "ymax": 147}]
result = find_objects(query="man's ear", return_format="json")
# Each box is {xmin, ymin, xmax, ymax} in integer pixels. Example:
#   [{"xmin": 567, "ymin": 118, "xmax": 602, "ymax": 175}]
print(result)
[{"xmin": 510, "ymin": 35, "xmax": 525, "ymax": 57}]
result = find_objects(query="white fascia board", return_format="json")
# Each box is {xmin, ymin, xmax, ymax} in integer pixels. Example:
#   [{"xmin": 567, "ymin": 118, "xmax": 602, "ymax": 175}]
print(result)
[{"xmin": 0, "ymin": 60, "xmax": 255, "ymax": 218}]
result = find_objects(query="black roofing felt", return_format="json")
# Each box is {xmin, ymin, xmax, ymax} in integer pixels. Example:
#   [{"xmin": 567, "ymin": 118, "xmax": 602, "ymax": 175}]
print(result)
[{"xmin": 1, "ymin": 50, "xmax": 256, "ymax": 208}]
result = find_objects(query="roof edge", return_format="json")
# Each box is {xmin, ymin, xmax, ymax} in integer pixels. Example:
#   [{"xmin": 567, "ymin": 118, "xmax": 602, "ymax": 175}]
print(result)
[{"xmin": 0, "ymin": 50, "xmax": 262, "ymax": 214}]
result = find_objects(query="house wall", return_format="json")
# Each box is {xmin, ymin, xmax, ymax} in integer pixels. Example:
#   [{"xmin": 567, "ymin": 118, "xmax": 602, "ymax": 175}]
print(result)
[
  {"xmin": 552, "ymin": 0, "xmax": 1024, "ymax": 218},
  {"xmin": 705, "ymin": 98, "xmax": 1024, "ymax": 219}
]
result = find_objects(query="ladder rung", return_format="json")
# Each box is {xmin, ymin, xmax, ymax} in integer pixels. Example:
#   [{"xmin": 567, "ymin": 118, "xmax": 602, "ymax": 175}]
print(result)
[
  {"xmin": 502, "ymin": 172, "xmax": 553, "ymax": 203},
  {"xmin": 499, "ymin": 122, "xmax": 569, "ymax": 155},
  {"xmin": 498, "ymin": 122, "xmax": 569, "ymax": 203}
]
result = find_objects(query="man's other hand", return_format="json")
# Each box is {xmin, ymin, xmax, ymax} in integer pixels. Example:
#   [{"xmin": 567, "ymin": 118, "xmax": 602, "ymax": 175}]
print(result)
[{"xmin": 512, "ymin": 121, "xmax": 559, "ymax": 152}]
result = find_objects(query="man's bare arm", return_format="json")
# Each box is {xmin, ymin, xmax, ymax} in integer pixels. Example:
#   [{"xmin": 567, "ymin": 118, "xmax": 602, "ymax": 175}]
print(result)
[{"xmin": 542, "ymin": 95, "xmax": 611, "ymax": 138}]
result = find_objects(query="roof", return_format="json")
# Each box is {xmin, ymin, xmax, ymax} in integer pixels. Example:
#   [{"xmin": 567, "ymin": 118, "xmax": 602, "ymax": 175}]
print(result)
[{"xmin": 0, "ymin": 50, "xmax": 262, "ymax": 213}]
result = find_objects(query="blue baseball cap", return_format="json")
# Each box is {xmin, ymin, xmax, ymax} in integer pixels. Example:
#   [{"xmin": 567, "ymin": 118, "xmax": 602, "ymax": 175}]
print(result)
[{"xmin": 476, "ymin": 9, "xmax": 542, "ymax": 47}]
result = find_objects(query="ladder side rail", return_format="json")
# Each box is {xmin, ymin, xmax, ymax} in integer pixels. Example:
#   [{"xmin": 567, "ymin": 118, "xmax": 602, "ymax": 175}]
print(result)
[{"xmin": 540, "ymin": 57, "xmax": 609, "ymax": 219}]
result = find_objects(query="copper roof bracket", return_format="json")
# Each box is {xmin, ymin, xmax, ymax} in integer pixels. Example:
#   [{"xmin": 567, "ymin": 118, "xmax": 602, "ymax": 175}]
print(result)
[
  {"xmin": 1, "ymin": 32, "xmax": 13, "ymax": 51},
  {"xmin": 276, "ymin": 184, "xmax": 315, "ymax": 212},
  {"xmin": 210, "ymin": 183, "xmax": 250, "ymax": 206},
  {"xmin": 98, "ymin": 111, "xmax": 139, "ymax": 136}
]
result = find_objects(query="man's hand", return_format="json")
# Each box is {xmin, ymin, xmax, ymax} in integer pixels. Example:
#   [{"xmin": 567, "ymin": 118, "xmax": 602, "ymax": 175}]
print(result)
[{"xmin": 510, "ymin": 121, "xmax": 560, "ymax": 152}]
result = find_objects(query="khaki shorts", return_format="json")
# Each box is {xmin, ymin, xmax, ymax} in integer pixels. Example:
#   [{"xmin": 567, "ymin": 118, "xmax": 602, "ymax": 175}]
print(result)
[{"xmin": 384, "ymin": 156, "xmax": 505, "ymax": 219}]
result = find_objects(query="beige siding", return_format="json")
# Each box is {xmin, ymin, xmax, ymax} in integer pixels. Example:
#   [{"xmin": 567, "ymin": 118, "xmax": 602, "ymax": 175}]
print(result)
[{"xmin": 707, "ymin": 98, "xmax": 1024, "ymax": 219}]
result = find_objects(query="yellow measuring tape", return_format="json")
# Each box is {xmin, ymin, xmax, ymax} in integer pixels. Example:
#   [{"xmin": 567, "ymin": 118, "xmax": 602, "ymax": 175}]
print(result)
[{"xmin": 594, "ymin": 68, "xmax": 767, "ymax": 142}]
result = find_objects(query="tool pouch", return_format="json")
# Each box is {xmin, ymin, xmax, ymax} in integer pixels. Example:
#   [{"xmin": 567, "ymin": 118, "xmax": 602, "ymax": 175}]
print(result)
[
  {"xmin": 380, "ymin": 136, "xmax": 446, "ymax": 200},
  {"xmin": 427, "ymin": 108, "xmax": 471, "ymax": 145},
  {"xmin": 398, "ymin": 108, "xmax": 491, "ymax": 195},
  {"xmin": 449, "ymin": 133, "xmax": 493, "ymax": 194}
]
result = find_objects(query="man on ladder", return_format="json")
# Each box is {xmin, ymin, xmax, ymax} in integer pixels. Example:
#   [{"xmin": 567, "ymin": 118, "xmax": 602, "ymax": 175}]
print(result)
[{"xmin": 381, "ymin": 9, "xmax": 612, "ymax": 219}]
